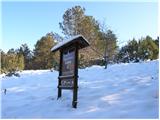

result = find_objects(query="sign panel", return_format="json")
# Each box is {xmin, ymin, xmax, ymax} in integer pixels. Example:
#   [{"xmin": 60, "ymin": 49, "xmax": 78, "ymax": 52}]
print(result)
[
  {"xmin": 62, "ymin": 49, "xmax": 75, "ymax": 75},
  {"xmin": 61, "ymin": 48, "xmax": 75, "ymax": 87}
]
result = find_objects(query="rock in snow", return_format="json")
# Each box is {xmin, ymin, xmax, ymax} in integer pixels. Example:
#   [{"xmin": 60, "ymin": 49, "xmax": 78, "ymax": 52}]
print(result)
[{"xmin": 1, "ymin": 60, "xmax": 159, "ymax": 118}]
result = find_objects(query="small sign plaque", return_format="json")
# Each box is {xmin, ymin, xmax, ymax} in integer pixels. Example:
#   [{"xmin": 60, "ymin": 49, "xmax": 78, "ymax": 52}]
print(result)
[{"xmin": 61, "ymin": 78, "xmax": 73, "ymax": 88}]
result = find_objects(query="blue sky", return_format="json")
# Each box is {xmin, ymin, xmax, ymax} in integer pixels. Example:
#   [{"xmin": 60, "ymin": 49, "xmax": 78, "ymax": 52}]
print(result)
[{"xmin": 1, "ymin": 1, "xmax": 158, "ymax": 52}]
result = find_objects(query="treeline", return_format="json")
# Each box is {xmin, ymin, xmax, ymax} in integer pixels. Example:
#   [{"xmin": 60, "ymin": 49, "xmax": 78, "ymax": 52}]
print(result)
[
  {"xmin": 116, "ymin": 36, "xmax": 159, "ymax": 63},
  {"xmin": 1, "ymin": 33, "xmax": 59, "ymax": 73},
  {"xmin": 1, "ymin": 49, "xmax": 24, "ymax": 73},
  {"xmin": 1, "ymin": 6, "xmax": 159, "ymax": 73}
]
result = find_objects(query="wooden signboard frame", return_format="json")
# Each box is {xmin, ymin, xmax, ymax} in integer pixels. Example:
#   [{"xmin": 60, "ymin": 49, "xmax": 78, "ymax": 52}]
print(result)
[
  {"xmin": 58, "ymin": 43, "xmax": 78, "ymax": 108},
  {"xmin": 51, "ymin": 35, "xmax": 89, "ymax": 108}
]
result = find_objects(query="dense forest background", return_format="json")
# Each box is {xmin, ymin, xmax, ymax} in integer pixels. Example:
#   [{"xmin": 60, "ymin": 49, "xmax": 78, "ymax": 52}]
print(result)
[{"xmin": 1, "ymin": 6, "xmax": 159, "ymax": 73}]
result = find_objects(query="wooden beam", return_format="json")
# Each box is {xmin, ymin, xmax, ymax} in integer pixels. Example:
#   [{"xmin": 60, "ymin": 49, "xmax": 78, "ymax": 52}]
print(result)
[
  {"xmin": 72, "ymin": 43, "xmax": 78, "ymax": 108},
  {"xmin": 57, "ymin": 50, "xmax": 63, "ymax": 99}
]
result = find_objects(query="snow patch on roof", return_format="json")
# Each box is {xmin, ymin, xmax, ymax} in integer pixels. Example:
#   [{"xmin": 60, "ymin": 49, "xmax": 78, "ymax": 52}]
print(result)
[{"xmin": 51, "ymin": 35, "xmax": 89, "ymax": 52}]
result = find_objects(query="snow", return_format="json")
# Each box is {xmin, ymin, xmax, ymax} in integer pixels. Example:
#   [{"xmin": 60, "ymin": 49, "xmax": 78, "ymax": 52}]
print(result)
[
  {"xmin": 1, "ymin": 60, "xmax": 159, "ymax": 118},
  {"xmin": 51, "ymin": 35, "xmax": 89, "ymax": 52}
]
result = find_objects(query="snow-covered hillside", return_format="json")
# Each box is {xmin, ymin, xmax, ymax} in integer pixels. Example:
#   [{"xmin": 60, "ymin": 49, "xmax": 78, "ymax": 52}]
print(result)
[{"xmin": 1, "ymin": 60, "xmax": 159, "ymax": 118}]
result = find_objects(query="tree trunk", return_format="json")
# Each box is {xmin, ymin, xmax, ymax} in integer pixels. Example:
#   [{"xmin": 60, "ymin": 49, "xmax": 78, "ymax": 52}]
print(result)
[
  {"xmin": 104, "ymin": 56, "xmax": 108, "ymax": 69},
  {"xmin": 104, "ymin": 40, "xmax": 108, "ymax": 69}
]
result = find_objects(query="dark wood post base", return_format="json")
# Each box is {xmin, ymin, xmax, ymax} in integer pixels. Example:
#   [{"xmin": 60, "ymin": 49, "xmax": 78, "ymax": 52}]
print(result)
[
  {"xmin": 72, "ymin": 100, "xmax": 77, "ymax": 108},
  {"xmin": 57, "ymin": 87, "xmax": 62, "ymax": 99}
]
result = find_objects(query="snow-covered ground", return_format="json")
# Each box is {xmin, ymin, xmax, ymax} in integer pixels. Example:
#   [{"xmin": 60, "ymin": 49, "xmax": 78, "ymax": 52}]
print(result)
[{"xmin": 1, "ymin": 60, "xmax": 159, "ymax": 118}]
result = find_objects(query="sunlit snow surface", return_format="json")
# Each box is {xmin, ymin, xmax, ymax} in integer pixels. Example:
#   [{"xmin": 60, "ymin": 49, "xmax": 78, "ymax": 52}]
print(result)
[{"xmin": 1, "ymin": 60, "xmax": 159, "ymax": 118}]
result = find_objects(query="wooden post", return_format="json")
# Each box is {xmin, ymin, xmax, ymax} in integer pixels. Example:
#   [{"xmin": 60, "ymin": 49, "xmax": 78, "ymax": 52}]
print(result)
[
  {"xmin": 57, "ymin": 49, "xmax": 63, "ymax": 99},
  {"xmin": 72, "ymin": 43, "xmax": 78, "ymax": 108}
]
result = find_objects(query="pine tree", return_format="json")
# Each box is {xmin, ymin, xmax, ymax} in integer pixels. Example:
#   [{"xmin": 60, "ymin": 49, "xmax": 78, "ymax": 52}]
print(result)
[
  {"xmin": 59, "ymin": 6, "xmax": 102, "ymax": 66},
  {"xmin": 1, "ymin": 50, "xmax": 7, "ymax": 73},
  {"xmin": 98, "ymin": 28, "xmax": 118, "ymax": 68},
  {"xmin": 33, "ymin": 33, "xmax": 58, "ymax": 69},
  {"xmin": 18, "ymin": 44, "xmax": 33, "ymax": 69},
  {"xmin": 127, "ymin": 38, "xmax": 139, "ymax": 62},
  {"xmin": 117, "ymin": 36, "xmax": 159, "ymax": 63},
  {"xmin": 1, "ymin": 49, "xmax": 25, "ymax": 73},
  {"xmin": 138, "ymin": 36, "xmax": 158, "ymax": 60},
  {"xmin": 16, "ymin": 53, "xmax": 25, "ymax": 70}
]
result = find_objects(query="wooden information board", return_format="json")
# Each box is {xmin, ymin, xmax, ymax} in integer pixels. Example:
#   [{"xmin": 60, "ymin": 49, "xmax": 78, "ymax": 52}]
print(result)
[
  {"xmin": 58, "ymin": 45, "xmax": 78, "ymax": 108},
  {"xmin": 51, "ymin": 35, "xmax": 89, "ymax": 108}
]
